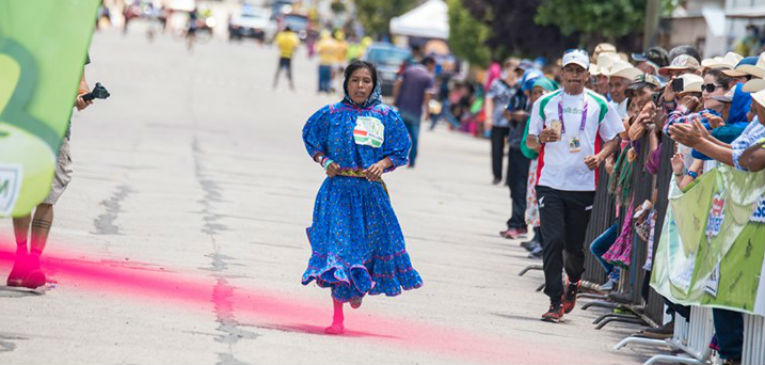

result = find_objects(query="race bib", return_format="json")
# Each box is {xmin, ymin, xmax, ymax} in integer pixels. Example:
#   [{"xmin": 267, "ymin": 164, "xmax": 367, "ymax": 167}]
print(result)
[{"xmin": 353, "ymin": 116, "xmax": 384, "ymax": 148}]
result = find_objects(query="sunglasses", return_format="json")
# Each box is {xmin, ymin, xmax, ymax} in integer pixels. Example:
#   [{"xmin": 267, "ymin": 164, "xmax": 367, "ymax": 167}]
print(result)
[{"xmin": 702, "ymin": 83, "xmax": 723, "ymax": 93}]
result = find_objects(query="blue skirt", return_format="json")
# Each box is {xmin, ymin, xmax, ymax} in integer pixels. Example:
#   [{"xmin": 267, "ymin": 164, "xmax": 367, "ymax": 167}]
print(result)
[{"xmin": 301, "ymin": 176, "xmax": 422, "ymax": 302}]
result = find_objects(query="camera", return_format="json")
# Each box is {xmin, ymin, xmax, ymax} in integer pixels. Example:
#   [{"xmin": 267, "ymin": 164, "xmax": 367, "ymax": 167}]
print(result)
[{"xmin": 81, "ymin": 82, "xmax": 110, "ymax": 101}]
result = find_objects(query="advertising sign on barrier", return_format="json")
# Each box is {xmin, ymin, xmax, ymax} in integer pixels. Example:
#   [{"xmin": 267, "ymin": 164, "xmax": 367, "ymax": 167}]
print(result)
[
  {"xmin": 651, "ymin": 166, "xmax": 765, "ymax": 315},
  {"xmin": 0, "ymin": 1, "xmax": 100, "ymax": 217}
]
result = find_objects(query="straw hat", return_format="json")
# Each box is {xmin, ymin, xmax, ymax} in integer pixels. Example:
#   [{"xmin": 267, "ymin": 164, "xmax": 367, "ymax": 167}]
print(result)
[
  {"xmin": 592, "ymin": 43, "xmax": 617, "ymax": 61},
  {"xmin": 659, "ymin": 54, "xmax": 701, "ymax": 76},
  {"xmin": 677, "ymin": 73, "xmax": 703, "ymax": 94},
  {"xmin": 596, "ymin": 53, "xmax": 621, "ymax": 75},
  {"xmin": 735, "ymin": 53, "xmax": 765, "ymax": 79},
  {"xmin": 701, "ymin": 52, "xmax": 743, "ymax": 70},
  {"xmin": 751, "ymin": 88, "xmax": 765, "ymax": 110},
  {"xmin": 589, "ymin": 63, "xmax": 602, "ymax": 76},
  {"xmin": 630, "ymin": 73, "xmax": 663, "ymax": 88},
  {"xmin": 607, "ymin": 61, "xmax": 642, "ymax": 81},
  {"xmin": 743, "ymin": 78, "xmax": 765, "ymax": 93},
  {"xmin": 722, "ymin": 54, "xmax": 765, "ymax": 79}
]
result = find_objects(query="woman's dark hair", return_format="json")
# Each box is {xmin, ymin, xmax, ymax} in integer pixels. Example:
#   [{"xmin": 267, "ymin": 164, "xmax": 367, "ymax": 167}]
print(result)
[
  {"xmin": 343, "ymin": 60, "xmax": 378, "ymax": 97},
  {"xmin": 703, "ymin": 68, "xmax": 732, "ymax": 90}
]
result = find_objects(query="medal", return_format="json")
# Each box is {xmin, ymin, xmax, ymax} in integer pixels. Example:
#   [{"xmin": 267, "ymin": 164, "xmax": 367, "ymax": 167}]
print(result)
[{"xmin": 557, "ymin": 99, "xmax": 588, "ymax": 153}]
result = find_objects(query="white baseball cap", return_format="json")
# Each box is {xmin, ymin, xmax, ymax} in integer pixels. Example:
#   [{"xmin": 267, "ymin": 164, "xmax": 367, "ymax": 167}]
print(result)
[{"xmin": 562, "ymin": 49, "xmax": 590, "ymax": 70}]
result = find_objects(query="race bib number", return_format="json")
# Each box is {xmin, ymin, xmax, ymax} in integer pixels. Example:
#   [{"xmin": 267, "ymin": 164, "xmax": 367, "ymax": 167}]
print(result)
[
  {"xmin": 353, "ymin": 116, "xmax": 384, "ymax": 148},
  {"xmin": 0, "ymin": 163, "xmax": 23, "ymax": 216}
]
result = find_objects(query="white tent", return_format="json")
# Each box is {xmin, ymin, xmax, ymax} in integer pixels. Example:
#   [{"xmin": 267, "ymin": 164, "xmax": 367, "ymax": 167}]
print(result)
[{"xmin": 389, "ymin": 0, "xmax": 449, "ymax": 40}]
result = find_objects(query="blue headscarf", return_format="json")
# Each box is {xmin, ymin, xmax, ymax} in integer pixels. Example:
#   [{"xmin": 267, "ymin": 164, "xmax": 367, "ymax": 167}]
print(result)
[
  {"xmin": 692, "ymin": 83, "xmax": 752, "ymax": 160},
  {"xmin": 342, "ymin": 66, "xmax": 382, "ymax": 109}
]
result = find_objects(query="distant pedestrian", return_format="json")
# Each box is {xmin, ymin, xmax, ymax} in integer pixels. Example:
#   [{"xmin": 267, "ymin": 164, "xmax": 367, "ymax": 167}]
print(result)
[
  {"xmin": 393, "ymin": 56, "xmax": 436, "ymax": 167},
  {"xmin": 485, "ymin": 61, "xmax": 519, "ymax": 184},
  {"xmin": 273, "ymin": 26, "xmax": 300, "ymax": 90},
  {"xmin": 315, "ymin": 30, "xmax": 335, "ymax": 93},
  {"xmin": 186, "ymin": 8, "xmax": 199, "ymax": 52}
]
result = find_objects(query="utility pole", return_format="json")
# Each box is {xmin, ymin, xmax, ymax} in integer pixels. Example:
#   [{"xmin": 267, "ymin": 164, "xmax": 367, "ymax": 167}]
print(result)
[{"xmin": 643, "ymin": 0, "xmax": 661, "ymax": 49}]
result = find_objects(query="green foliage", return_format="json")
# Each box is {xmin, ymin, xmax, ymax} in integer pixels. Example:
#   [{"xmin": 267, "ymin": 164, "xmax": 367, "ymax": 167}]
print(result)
[
  {"xmin": 535, "ymin": 0, "xmax": 646, "ymax": 39},
  {"xmin": 354, "ymin": 0, "xmax": 417, "ymax": 38},
  {"xmin": 534, "ymin": 0, "xmax": 677, "ymax": 42},
  {"xmin": 330, "ymin": 0, "xmax": 347, "ymax": 14},
  {"xmin": 447, "ymin": 0, "xmax": 491, "ymax": 66}
]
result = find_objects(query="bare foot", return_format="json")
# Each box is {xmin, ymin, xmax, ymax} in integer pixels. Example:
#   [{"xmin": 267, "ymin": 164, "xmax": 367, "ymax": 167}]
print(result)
[
  {"xmin": 324, "ymin": 323, "xmax": 344, "ymax": 335},
  {"xmin": 350, "ymin": 297, "xmax": 363, "ymax": 309}
]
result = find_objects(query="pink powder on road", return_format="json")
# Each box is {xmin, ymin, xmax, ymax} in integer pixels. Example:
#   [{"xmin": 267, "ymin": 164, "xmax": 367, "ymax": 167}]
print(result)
[{"xmin": 0, "ymin": 237, "xmax": 610, "ymax": 364}]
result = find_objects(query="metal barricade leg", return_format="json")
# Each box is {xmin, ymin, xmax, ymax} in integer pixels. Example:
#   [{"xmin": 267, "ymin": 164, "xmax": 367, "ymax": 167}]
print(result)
[
  {"xmin": 518, "ymin": 264, "xmax": 543, "ymax": 276},
  {"xmin": 613, "ymin": 337, "xmax": 674, "ymax": 351},
  {"xmin": 581, "ymin": 301, "xmax": 619, "ymax": 310},
  {"xmin": 743, "ymin": 314, "xmax": 765, "ymax": 365},
  {"xmin": 643, "ymin": 354, "xmax": 705, "ymax": 365}
]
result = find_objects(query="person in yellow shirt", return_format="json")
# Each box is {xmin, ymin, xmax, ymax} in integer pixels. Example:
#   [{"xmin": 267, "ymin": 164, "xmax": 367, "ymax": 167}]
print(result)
[
  {"xmin": 332, "ymin": 30, "xmax": 349, "ymax": 92},
  {"xmin": 315, "ymin": 30, "xmax": 336, "ymax": 93},
  {"xmin": 273, "ymin": 26, "xmax": 300, "ymax": 90}
]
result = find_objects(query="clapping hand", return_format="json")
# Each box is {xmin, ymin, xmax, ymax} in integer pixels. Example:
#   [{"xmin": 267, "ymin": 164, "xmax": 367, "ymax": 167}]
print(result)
[
  {"xmin": 702, "ymin": 112, "xmax": 725, "ymax": 129},
  {"xmin": 671, "ymin": 153, "xmax": 685, "ymax": 175}
]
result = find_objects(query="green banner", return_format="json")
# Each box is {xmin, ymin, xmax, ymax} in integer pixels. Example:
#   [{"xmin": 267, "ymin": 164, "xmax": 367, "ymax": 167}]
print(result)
[
  {"xmin": 0, "ymin": 1, "xmax": 99, "ymax": 217},
  {"xmin": 651, "ymin": 165, "xmax": 765, "ymax": 315}
]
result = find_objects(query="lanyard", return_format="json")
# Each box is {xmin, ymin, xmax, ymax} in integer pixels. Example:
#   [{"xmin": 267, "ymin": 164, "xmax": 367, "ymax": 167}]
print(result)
[{"xmin": 557, "ymin": 100, "xmax": 588, "ymax": 135}]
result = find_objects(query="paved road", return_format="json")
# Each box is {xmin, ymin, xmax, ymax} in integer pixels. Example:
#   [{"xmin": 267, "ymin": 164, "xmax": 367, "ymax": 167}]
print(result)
[{"xmin": 0, "ymin": 29, "xmax": 650, "ymax": 364}]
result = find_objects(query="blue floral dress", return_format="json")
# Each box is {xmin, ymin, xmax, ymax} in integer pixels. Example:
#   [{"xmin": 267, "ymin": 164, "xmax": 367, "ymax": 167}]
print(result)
[{"xmin": 301, "ymin": 89, "xmax": 423, "ymax": 302}]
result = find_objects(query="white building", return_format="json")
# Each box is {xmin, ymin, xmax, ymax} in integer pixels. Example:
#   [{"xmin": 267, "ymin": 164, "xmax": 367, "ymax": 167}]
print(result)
[{"xmin": 660, "ymin": 0, "xmax": 764, "ymax": 58}]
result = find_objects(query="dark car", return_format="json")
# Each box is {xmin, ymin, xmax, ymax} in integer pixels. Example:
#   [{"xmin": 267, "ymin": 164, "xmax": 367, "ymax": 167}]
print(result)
[{"xmin": 363, "ymin": 43, "xmax": 411, "ymax": 97}]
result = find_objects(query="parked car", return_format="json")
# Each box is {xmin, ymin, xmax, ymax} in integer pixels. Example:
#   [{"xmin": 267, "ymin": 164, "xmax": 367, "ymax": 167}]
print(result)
[
  {"xmin": 229, "ymin": 7, "xmax": 276, "ymax": 41},
  {"xmin": 363, "ymin": 43, "xmax": 411, "ymax": 97}
]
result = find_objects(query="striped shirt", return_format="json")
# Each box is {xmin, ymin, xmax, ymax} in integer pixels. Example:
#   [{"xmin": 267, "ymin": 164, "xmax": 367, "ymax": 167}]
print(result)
[{"xmin": 732, "ymin": 119, "xmax": 765, "ymax": 171}]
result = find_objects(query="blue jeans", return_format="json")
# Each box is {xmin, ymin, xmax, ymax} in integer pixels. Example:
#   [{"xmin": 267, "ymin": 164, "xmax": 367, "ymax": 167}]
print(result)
[
  {"xmin": 400, "ymin": 111, "xmax": 421, "ymax": 166},
  {"xmin": 590, "ymin": 221, "xmax": 619, "ymax": 275},
  {"xmin": 318, "ymin": 65, "xmax": 331, "ymax": 92}
]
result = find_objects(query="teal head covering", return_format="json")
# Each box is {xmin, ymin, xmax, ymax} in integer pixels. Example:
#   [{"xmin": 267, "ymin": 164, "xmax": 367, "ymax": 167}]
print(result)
[
  {"xmin": 531, "ymin": 77, "xmax": 558, "ymax": 92},
  {"xmin": 521, "ymin": 77, "xmax": 559, "ymax": 159}
]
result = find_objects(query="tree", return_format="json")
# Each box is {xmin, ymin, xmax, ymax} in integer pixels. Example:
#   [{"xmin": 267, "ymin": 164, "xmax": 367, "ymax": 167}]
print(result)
[
  {"xmin": 454, "ymin": 0, "xmax": 574, "ymax": 60},
  {"xmin": 447, "ymin": 0, "xmax": 492, "ymax": 66},
  {"xmin": 354, "ymin": 0, "xmax": 417, "ymax": 39},
  {"xmin": 535, "ymin": 0, "xmax": 676, "ymax": 46}
]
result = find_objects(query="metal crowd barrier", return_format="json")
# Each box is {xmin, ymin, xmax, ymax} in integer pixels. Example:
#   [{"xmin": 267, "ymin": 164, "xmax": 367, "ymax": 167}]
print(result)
[
  {"xmin": 743, "ymin": 314, "xmax": 765, "ymax": 365},
  {"xmin": 614, "ymin": 306, "xmax": 714, "ymax": 365},
  {"xmin": 579, "ymin": 133, "xmax": 672, "ymax": 329}
]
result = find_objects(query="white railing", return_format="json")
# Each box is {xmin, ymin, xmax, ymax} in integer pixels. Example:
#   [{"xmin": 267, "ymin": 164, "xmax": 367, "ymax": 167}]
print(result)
[
  {"xmin": 743, "ymin": 314, "xmax": 765, "ymax": 365},
  {"xmin": 614, "ymin": 306, "xmax": 714, "ymax": 365}
]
